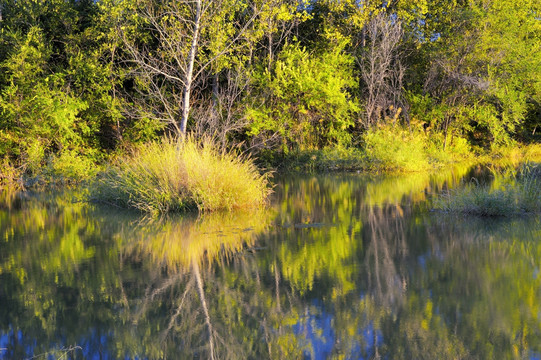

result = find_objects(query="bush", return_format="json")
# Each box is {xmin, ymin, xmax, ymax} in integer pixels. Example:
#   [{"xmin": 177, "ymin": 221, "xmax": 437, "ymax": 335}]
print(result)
[
  {"xmin": 91, "ymin": 136, "xmax": 271, "ymax": 215},
  {"xmin": 424, "ymin": 133, "xmax": 472, "ymax": 164},
  {"xmin": 45, "ymin": 149, "xmax": 101, "ymax": 182},
  {"xmin": 363, "ymin": 124, "xmax": 429, "ymax": 172},
  {"xmin": 266, "ymin": 146, "xmax": 368, "ymax": 173},
  {"xmin": 246, "ymin": 40, "xmax": 358, "ymax": 151},
  {"xmin": 0, "ymin": 158, "xmax": 23, "ymax": 190}
]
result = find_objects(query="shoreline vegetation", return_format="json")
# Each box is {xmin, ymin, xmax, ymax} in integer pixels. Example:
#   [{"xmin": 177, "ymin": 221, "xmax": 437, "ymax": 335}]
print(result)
[
  {"xmin": 435, "ymin": 162, "xmax": 541, "ymax": 217},
  {"xmin": 1, "ymin": 135, "xmax": 540, "ymax": 215},
  {"xmin": 1, "ymin": 0, "xmax": 539, "ymax": 214},
  {"xmin": 89, "ymin": 137, "xmax": 271, "ymax": 215}
]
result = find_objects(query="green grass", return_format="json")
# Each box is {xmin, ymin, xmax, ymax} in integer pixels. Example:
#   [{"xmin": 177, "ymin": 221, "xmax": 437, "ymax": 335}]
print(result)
[
  {"xmin": 90, "ymin": 136, "xmax": 271, "ymax": 215},
  {"xmin": 435, "ymin": 163, "xmax": 541, "ymax": 216}
]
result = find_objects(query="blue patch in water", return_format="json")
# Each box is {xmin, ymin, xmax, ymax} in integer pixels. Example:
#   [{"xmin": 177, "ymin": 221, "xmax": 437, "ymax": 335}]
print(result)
[
  {"xmin": 0, "ymin": 331, "xmax": 8, "ymax": 350},
  {"xmin": 292, "ymin": 301, "xmax": 385, "ymax": 360},
  {"xmin": 417, "ymin": 254, "xmax": 427, "ymax": 269},
  {"xmin": 292, "ymin": 306, "xmax": 335, "ymax": 360}
]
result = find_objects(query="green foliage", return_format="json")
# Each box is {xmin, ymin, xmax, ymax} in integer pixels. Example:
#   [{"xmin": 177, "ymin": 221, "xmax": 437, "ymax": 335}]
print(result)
[
  {"xmin": 411, "ymin": 0, "xmax": 541, "ymax": 148},
  {"xmin": 473, "ymin": 0, "xmax": 541, "ymax": 136},
  {"xmin": 247, "ymin": 40, "xmax": 358, "ymax": 151},
  {"xmin": 0, "ymin": 0, "xmax": 539, "ymax": 188},
  {"xmin": 91, "ymin": 137, "xmax": 271, "ymax": 215},
  {"xmin": 46, "ymin": 149, "xmax": 101, "ymax": 181},
  {"xmin": 0, "ymin": 28, "xmax": 99, "ymax": 180}
]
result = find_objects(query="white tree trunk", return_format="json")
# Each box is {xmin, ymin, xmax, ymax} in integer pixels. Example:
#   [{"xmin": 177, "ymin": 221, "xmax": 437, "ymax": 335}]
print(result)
[{"xmin": 180, "ymin": 0, "xmax": 202, "ymax": 135}]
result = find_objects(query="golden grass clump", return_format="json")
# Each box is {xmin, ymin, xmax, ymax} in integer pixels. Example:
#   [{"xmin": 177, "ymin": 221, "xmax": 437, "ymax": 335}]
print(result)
[
  {"xmin": 91, "ymin": 136, "xmax": 271, "ymax": 214},
  {"xmin": 0, "ymin": 158, "xmax": 23, "ymax": 190}
]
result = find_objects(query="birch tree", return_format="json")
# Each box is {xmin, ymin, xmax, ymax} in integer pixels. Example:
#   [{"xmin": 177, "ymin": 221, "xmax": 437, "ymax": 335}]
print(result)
[{"xmin": 112, "ymin": 0, "xmax": 267, "ymax": 135}]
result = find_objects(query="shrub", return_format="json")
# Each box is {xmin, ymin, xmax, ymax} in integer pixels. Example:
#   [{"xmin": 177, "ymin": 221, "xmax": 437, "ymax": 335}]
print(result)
[
  {"xmin": 91, "ymin": 136, "xmax": 271, "ymax": 215},
  {"xmin": 246, "ymin": 40, "xmax": 358, "ymax": 151},
  {"xmin": 0, "ymin": 158, "xmax": 23, "ymax": 190},
  {"xmin": 268, "ymin": 146, "xmax": 368, "ymax": 173},
  {"xmin": 363, "ymin": 124, "xmax": 429, "ymax": 172},
  {"xmin": 425, "ymin": 133, "xmax": 472, "ymax": 164},
  {"xmin": 46, "ymin": 149, "xmax": 101, "ymax": 182}
]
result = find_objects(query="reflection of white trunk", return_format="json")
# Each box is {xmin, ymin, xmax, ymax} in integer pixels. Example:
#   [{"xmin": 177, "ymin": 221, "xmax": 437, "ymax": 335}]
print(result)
[
  {"xmin": 193, "ymin": 259, "xmax": 216, "ymax": 360},
  {"xmin": 181, "ymin": 0, "xmax": 202, "ymax": 134},
  {"xmin": 134, "ymin": 272, "xmax": 183, "ymax": 323},
  {"xmin": 162, "ymin": 278, "xmax": 194, "ymax": 340},
  {"xmin": 274, "ymin": 260, "xmax": 281, "ymax": 312},
  {"xmin": 366, "ymin": 205, "xmax": 408, "ymax": 308}
]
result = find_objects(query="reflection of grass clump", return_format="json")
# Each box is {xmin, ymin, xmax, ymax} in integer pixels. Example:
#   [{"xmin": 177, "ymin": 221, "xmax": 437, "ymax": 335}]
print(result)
[
  {"xmin": 436, "ymin": 163, "xmax": 541, "ymax": 216},
  {"xmin": 91, "ymin": 136, "xmax": 271, "ymax": 214},
  {"xmin": 125, "ymin": 209, "xmax": 272, "ymax": 271}
]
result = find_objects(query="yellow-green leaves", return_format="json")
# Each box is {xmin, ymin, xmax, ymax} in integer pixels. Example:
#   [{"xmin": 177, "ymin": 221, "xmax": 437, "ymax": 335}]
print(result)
[{"xmin": 247, "ymin": 40, "xmax": 358, "ymax": 151}]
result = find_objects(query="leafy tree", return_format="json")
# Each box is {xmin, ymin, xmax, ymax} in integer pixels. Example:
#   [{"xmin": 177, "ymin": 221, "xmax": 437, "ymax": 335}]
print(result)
[
  {"xmin": 106, "ymin": 0, "xmax": 278, "ymax": 136},
  {"xmin": 472, "ymin": 0, "xmax": 541, "ymax": 143},
  {"xmin": 0, "ymin": 0, "xmax": 128, "ymax": 177},
  {"xmin": 412, "ymin": 0, "xmax": 541, "ymax": 147},
  {"xmin": 247, "ymin": 40, "xmax": 358, "ymax": 152},
  {"xmin": 0, "ymin": 28, "xmax": 93, "ymax": 176}
]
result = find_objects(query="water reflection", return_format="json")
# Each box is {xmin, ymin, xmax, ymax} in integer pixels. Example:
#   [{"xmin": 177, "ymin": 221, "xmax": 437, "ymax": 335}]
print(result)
[{"xmin": 1, "ymin": 167, "xmax": 541, "ymax": 359}]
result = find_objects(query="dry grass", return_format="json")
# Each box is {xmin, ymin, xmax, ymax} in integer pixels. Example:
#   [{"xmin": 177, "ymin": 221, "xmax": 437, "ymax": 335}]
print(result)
[{"xmin": 91, "ymin": 136, "xmax": 271, "ymax": 215}]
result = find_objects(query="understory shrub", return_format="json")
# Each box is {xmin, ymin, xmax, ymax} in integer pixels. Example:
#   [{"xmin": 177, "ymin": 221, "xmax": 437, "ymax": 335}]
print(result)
[
  {"xmin": 0, "ymin": 158, "xmax": 23, "ymax": 190},
  {"xmin": 424, "ymin": 133, "xmax": 472, "ymax": 164},
  {"xmin": 91, "ymin": 136, "xmax": 271, "ymax": 215},
  {"xmin": 268, "ymin": 146, "xmax": 368, "ymax": 173},
  {"xmin": 45, "ymin": 150, "xmax": 101, "ymax": 182},
  {"xmin": 363, "ymin": 124, "xmax": 429, "ymax": 172}
]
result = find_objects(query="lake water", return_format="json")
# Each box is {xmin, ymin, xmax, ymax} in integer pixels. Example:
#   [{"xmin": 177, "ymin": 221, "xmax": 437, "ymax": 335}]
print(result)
[{"xmin": 1, "ymin": 167, "xmax": 541, "ymax": 359}]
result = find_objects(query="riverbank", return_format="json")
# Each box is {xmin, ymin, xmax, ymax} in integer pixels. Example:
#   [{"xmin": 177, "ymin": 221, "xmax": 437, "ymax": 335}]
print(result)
[
  {"xmin": 434, "ymin": 162, "xmax": 541, "ymax": 216},
  {"xmin": 260, "ymin": 142, "xmax": 541, "ymax": 174},
  {"xmin": 2, "ymin": 136, "xmax": 541, "ymax": 215}
]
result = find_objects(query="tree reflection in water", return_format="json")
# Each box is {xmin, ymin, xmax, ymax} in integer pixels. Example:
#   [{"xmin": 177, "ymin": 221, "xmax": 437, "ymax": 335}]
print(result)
[
  {"xmin": 118, "ymin": 209, "xmax": 306, "ymax": 359},
  {"xmin": 1, "ymin": 168, "xmax": 541, "ymax": 358}
]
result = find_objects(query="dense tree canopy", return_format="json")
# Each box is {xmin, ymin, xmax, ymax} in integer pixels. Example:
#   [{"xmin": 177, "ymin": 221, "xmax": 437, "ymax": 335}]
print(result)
[{"xmin": 0, "ymin": 0, "xmax": 539, "ymax": 177}]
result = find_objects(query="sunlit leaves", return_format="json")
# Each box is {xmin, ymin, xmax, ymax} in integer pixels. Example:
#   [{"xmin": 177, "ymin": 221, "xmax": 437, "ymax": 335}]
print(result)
[{"xmin": 247, "ymin": 40, "xmax": 358, "ymax": 150}]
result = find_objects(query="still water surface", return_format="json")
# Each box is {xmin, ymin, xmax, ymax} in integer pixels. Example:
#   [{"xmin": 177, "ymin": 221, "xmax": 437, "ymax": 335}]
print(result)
[{"xmin": 1, "ymin": 167, "xmax": 541, "ymax": 359}]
